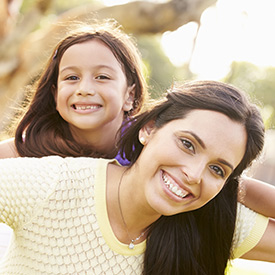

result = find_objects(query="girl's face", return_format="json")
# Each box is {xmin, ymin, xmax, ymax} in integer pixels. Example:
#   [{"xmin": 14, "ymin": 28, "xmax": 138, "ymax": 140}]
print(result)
[
  {"xmin": 135, "ymin": 109, "xmax": 247, "ymax": 216},
  {"xmin": 55, "ymin": 39, "xmax": 134, "ymax": 144}
]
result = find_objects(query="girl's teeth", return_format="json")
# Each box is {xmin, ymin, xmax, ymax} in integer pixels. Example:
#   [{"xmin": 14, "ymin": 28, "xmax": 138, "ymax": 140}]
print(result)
[
  {"xmin": 163, "ymin": 173, "xmax": 188, "ymax": 198},
  {"xmin": 75, "ymin": 105, "xmax": 99, "ymax": 110}
]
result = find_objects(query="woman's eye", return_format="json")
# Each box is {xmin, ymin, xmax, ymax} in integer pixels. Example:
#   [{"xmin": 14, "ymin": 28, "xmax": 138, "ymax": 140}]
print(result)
[
  {"xmin": 181, "ymin": 139, "xmax": 195, "ymax": 153},
  {"xmin": 65, "ymin": 75, "xmax": 79, "ymax": 81},
  {"xmin": 209, "ymin": 165, "xmax": 225, "ymax": 178}
]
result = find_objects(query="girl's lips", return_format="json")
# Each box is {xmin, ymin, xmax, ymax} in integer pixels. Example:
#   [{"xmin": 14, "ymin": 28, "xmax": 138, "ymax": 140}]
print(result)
[{"xmin": 161, "ymin": 170, "xmax": 194, "ymax": 200}]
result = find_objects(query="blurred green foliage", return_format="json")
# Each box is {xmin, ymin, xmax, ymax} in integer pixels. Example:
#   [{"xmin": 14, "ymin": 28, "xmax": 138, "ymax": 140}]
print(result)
[
  {"xmin": 223, "ymin": 61, "xmax": 275, "ymax": 129},
  {"xmin": 137, "ymin": 35, "xmax": 196, "ymax": 99},
  {"xmin": 137, "ymin": 36, "xmax": 275, "ymax": 129},
  {"xmin": 137, "ymin": 35, "xmax": 177, "ymax": 99}
]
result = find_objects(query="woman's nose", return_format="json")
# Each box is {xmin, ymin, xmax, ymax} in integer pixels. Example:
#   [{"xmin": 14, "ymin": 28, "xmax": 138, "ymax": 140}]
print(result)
[{"xmin": 181, "ymin": 162, "xmax": 204, "ymax": 185}]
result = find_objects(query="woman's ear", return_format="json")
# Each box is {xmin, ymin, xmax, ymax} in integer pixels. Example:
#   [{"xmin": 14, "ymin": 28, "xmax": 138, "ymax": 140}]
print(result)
[
  {"xmin": 138, "ymin": 120, "xmax": 155, "ymax": 145},
  {"xmin": 123, "ymin": 84, "xmax": 136, "ymax": 112}
]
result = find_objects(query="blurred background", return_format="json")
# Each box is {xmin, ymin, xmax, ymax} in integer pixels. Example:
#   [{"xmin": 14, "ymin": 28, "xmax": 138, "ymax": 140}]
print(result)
[{"xmin": 0, "ymin": 0, "xmax": 274, "ymax": 273}]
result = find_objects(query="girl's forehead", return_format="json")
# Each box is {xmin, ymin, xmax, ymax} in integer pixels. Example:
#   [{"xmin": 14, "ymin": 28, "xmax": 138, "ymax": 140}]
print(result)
[
  {"xmin": 63, "ymin": 39, "xmax": 111, "ymax": 56},
  {"xmin": 59, "ymin": 39, "xmax": 123, "ymax": 72}
]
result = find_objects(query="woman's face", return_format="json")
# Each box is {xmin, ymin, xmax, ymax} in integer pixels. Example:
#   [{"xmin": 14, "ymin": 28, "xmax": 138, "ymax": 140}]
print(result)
[{"xmin": 136, "ymin": 109, "xmax": 247, "ymax": 216}]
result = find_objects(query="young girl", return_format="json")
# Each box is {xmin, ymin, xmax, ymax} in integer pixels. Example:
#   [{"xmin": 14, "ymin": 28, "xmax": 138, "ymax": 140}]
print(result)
[
  {"xmin": 0, "ymin": 20, "xmax": 148, "ymax": 160},
  {"xmin": 0, "ymin": 80, "xmax": 272, "ymax": 275},
  {"xmin": 0, "ymin": 20, "xmax": 274, "ymax": 261}
]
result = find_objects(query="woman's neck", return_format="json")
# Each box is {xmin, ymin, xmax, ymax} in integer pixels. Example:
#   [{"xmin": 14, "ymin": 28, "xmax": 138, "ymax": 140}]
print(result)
[{"xmin": 106, "ymin": 163, "xmax": 160, "ymax": 245}]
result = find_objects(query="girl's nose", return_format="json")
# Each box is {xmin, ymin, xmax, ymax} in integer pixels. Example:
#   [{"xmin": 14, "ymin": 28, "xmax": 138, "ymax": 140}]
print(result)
[
  {"xmin": 76, "ymin": 79, "xmax": 95, "ymax": 96},
  {"xmin": 76, "ymin": 88, "xmax": 95, "ymax": 96}
]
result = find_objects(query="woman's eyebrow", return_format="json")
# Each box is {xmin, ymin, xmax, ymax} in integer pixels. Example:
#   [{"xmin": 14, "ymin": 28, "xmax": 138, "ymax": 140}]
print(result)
[
  {"xmin": 180, "ymin": 131, "xmax": 206, "ymax": 149},
  {"xmin": 217, "ymin": 158, "xmax": 234, "ymax": 171}
]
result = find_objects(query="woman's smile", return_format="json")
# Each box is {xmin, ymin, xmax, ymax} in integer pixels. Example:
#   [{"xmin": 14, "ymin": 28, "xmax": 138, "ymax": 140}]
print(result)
[{"xmin": 161, "ymin": 170, "xmax": 194, "ymax": 200}]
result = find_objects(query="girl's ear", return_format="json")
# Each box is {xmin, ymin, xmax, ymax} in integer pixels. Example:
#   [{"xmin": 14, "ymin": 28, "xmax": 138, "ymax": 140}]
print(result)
[
  {"xmin": 138, "ymin": 120, "xmax": 155, "ymax": 145},
  {"xmin": 123, "ymin": 84, "xmax": 136, "ymax": 112}
]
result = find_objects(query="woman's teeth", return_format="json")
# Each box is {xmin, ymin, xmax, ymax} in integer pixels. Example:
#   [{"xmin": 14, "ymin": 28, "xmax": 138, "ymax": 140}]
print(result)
[{"xmin": 162, "ymin": 173, "xmax": 189, "ymax": 198}]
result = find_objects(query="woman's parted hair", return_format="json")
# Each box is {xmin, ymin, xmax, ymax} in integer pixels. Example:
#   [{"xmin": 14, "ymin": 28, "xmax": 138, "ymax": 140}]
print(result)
[
  {"xmin": 121, "ymin": 80, "xmax": 264, "ymax": 175},
  {"xmin": 119, "ymin": 80, "xmax": 265, "ymax": 275},
  {"xmin": 15, "ymin": 20, "xmax": 148, "ymax": 157}
]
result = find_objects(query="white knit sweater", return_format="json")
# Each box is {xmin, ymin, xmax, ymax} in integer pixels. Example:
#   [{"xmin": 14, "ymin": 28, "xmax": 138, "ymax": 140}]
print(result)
[{"xmin": 0, "ymin": 156, "xmax": 268, "ymax": 274}]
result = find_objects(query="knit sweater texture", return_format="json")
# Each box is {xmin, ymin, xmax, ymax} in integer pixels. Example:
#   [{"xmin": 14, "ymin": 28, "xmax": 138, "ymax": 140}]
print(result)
[{"xmin": 0, "ymin": 156, "xmax": 268, "ymax": 274}]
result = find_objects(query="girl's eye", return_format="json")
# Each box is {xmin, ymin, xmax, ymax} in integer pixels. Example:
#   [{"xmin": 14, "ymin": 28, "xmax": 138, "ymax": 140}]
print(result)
[
  {"xmin": 65, "ymin": 75, "xmax": 79, "ymax": 81},
  {"xmin": 181, "ymin": 138, "xmax": 195, "ymax": 153},
  {"xmin": 209, "ymin": 165, "xmax": 225, "ymax": 178},
  {"xmin": 95, "ymin": 75, "xmax": 110, "ymax": 80}
]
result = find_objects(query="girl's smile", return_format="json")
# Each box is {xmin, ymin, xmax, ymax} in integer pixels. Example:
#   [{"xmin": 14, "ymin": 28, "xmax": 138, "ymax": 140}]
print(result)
[{"xmin": 71, "ymin": 102, "xmax": 102, "ymax": 113}]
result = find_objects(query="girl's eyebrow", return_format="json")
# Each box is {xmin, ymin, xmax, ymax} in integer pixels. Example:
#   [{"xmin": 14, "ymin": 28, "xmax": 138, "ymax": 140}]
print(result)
[
  {"xmin": 180, "ymin": 130, "xmax": 234, "ymax": 171},
  {"xmin": 59, "ymin": 66, "xmax": 78, "ymax": 74},
  {"xmin": 59, "ymin": 65, "xmax": 117, "ymax": 74},
  {"xmin": 93, "ymin": 64, "xmax": 118, "ymax": 73}
]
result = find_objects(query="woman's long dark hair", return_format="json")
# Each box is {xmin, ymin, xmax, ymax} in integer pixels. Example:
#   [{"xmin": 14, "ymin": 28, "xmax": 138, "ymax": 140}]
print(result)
[
  {"xmin": 118, "ymin": 80, "xmax": 265, "ymax": 275},
  {"xmin": 14, "ymin": 20, "xmax": 148, "ymax": 158}
]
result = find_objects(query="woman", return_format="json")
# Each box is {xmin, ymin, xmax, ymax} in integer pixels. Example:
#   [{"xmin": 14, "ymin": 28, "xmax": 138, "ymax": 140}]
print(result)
[{"xmin": 0, "ymin": 80, "xmax": 270, "ymax": 274}]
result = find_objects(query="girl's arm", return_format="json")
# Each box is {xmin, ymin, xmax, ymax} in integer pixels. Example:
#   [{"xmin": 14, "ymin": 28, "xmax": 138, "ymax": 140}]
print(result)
[
  {"xmin": 241, "ymin": 218, "xmax": 275, "ymax": 262},
  {"xmin": 239, "ymin": 176, "xmax": 275, "ymax": 219},
  {"xmin": 0, "ymin": 138, "xmax": 19, "ymax": 158},
  {"xmin": 0, "ymin": 156, "xmax": 61, "ymax": 229}
]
